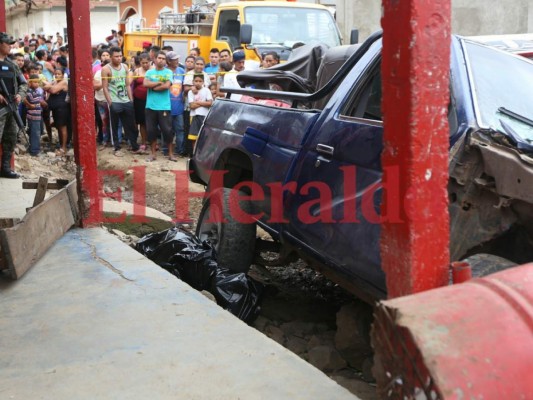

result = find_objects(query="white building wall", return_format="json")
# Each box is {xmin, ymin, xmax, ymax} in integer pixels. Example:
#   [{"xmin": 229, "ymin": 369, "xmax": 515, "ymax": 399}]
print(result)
[
  {"xmin": 9, "ymin": 13, "xmax": 45, "ymax": 39},
  {"xmin": 452, "ymin": 0, "xmax": 531, "ymax": 36},
  {"xmin": 6, "ymin": 6, "xmax": 119, "ymax": 45},
  {"xmin": 335, "ymin": 0, "xmax": 533, "ymax": 43},
  {"xmin": 89, "ymin": 7, "xmax": 122, "ymax": 44}
]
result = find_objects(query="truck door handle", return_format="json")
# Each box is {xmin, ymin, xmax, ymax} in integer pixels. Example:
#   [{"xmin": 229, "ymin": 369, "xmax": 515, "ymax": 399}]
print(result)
[{"xmin": 316, "ymin": 144, "xmax": 334, "ymax": 157}]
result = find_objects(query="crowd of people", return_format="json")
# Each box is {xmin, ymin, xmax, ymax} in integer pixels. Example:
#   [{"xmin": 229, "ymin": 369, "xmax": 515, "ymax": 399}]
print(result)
[
  {"xmin": 90, "ymin": 37, "xmax": 280, "ymax": 162},
  {"xmin": 0, "ymin": 28, "xmax": 283, "ymax": 170}
]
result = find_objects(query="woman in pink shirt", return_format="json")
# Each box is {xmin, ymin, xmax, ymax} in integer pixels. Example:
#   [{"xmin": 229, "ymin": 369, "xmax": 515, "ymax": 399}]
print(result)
[{"xmin": 132, "ymin": 52, "xmax": 150, "ymax": 151}]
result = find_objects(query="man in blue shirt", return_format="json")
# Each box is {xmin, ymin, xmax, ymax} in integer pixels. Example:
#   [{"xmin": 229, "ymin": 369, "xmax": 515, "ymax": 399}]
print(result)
[
  {"xmin": 143, "ymin": 51, "xmax": 175, "ymax": 161},
  {"xmin": 204, "ymin": 48, "xmax": 220, "ymax": 76}
]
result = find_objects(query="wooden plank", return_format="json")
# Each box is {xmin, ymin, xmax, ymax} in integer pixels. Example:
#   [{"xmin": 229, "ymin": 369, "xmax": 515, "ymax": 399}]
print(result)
[
  {"xmin": 65, "ymin": 179, "xmax": 79, "ymax": 224},
  {"xmin": 0, "ymin": 181, "xmax": 77, "ymax": 279},
  {"xmin": 22, "ymin": 179, "xmax": 70, "ymax": 190},
  {"xmin": 32, "ymin": 176, "xmax": 48, "ymax": 207},
  {"xmin": 0, "ymin": 219, "xmax": 19, "ymax": 270}
]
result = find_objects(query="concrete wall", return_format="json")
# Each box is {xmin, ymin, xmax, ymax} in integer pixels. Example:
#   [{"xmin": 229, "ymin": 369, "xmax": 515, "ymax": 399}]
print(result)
[
  {"xmin": 335, "ymin": 0, "xmax": 533, "ymax": 43},
  {"xmin": 7, "ymin": 6, "xmax": 120, "ymax": 44},
  {"xmin": 452, "ymin": 0, "xmax": 531, "ymax": 36},
  {"xmin": 335, "ymin": 0, "xmax": 380, "ymax": 43},
  {"xmin": 8, "ymin": 13, "xmax": 43, "ymax": 40},
  {"xmin": 90, "ymin": 7, "xmax": 123, "ymax": 44}
]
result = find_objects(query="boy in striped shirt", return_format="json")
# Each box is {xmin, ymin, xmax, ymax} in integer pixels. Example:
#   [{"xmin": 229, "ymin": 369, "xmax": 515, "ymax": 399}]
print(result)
[{"xmin": 24, "ymin": 74, "xmax": 47, "ymax": 156}]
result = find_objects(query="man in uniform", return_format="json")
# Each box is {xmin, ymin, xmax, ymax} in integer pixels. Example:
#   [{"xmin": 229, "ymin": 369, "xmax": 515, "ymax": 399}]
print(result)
[{"xmin": 0, "ymin": 32, "xmax": 27, "ymax": 178}]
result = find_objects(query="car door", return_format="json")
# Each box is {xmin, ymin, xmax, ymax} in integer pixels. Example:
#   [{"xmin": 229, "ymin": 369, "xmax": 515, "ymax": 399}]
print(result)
[{"xmin": 283, "ymin": 59, "xmax": 387, "ymax": 293}]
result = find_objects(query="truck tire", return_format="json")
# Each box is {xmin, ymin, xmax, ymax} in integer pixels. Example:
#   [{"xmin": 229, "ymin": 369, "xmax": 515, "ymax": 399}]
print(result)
[
  {"xmin": 461, "ymin": 253, "xmax": 516, "ymax": 278},
  {"xmin": 196, "ymin": 187, "xmax": 256, "ymax": 273}
]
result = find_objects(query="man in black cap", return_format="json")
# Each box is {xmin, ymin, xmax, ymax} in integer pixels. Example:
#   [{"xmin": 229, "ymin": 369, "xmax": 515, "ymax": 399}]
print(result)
[{"xmin": 0, "ymin": 32, "xmax": 28, "ymax": 178}]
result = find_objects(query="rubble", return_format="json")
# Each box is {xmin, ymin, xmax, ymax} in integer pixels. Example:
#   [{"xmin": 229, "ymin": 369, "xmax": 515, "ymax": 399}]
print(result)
[
  {"xmin": 308, "ymin": 345, "xmax": 347, "ymax": 372},
  {"xmin": 15, "ymin": 143, "xmax": 27, "ymax": 155},
  {"xmin": 330, "ymin": 373, "xmax": 378, "ymax": 400},
  {"xmin": 286, "ymin": 335, "xmax": 308, "ymax": 355},
  {"xmin": 252, "ymin": 315, "xmax": 270, "ymax": 331},
  {"xmin": 335, "ymin": 302, "xmax": 374, "ymax": 369},
  {"xmin": 307, "ymin": 332, "xmax": 336, "ymax": 350},
  {"xmin": 107, "ymin": 228, "xmax": 139, "ymax": 248},
  {"xmin": 279, "ymin": 320, "xmax": 317, "ymax": 337},
  {"xmin": 264, "ymin": 325, "xmax": 285, "ymax": 345},
  {"xmin": 201, "ymin": 290, "xmax": 216, "ymax": 302}
]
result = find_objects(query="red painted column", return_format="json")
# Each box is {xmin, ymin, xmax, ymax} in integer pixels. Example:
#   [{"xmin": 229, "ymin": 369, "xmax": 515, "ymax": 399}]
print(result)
[
  {"xmin": 380, "ymin": 0, "xmax": 451, "ymax": 297},
  {"xmin": 0, "ymin": 0, "xmax": 6, "ymax": 32},
  {"xmin": 65, "ymin": 0, "xmax": 99, "ymax": 227}
]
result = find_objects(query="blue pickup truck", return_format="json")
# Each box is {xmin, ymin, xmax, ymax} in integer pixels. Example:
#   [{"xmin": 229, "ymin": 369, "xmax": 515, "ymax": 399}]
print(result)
[{"xmin": 190, "ymin": 32, "xmax": 533, "ymax": 302}]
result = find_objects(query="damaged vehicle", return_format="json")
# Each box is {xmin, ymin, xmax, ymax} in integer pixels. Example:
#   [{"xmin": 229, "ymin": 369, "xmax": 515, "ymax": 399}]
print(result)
[{"xmin": 189, "ymin": 31, "xmax": 533, "ymax": 302}]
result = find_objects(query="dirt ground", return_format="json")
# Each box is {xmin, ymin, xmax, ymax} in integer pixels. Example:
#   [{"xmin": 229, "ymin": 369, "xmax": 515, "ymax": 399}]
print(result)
[{"xmin": 14, "ymin": 140, "xmax": 378, "ymax": 400}]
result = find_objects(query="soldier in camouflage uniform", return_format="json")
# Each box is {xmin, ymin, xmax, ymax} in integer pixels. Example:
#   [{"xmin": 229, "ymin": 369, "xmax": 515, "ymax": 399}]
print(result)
[{"xmin": 0, "ymin": 32, "xmax": 28, "ymax": 178}]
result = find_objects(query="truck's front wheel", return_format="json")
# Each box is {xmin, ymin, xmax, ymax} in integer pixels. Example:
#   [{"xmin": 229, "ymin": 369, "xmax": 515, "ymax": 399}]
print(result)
[{"xmin": 196, "ymin": 187, "xmax": 256, "ymax": 273}]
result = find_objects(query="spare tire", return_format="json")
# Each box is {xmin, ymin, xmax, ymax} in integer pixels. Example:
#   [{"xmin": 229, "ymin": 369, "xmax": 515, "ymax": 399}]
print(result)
[{"xmin": 196, "ymin": 187, "xmax": 256, "ymax": 273}]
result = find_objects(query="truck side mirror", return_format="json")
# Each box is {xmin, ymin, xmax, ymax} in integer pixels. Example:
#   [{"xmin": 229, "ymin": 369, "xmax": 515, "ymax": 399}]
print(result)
[
  {"xmin": 350, "ymin": 29, "xmax": 359, "ymax": 44},
  {"xmin": 240, "ymin": 24, "xmax": 252, "ymax": 45}
]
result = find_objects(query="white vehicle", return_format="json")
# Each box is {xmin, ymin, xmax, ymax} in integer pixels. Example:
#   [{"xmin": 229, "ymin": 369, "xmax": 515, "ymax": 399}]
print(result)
[{"xmin": 469, "ymin": 33, "xmax": 533, "ymax": 60}]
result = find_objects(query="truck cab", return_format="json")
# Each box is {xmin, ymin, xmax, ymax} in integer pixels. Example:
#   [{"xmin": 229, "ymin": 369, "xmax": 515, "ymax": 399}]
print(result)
[
  {"xmin": 213, "ymin": 1, "xmax": 342, "ymax": 61},
  {"xmin": 124, "ymin": 1, "xmax": 342, "ymax": 62}
]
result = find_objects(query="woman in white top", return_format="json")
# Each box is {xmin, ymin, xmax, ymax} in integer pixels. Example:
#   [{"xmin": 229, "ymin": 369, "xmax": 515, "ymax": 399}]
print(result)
[{"xmin": 93, "ymin": 60, "xmax": 111, "ymax": 148}]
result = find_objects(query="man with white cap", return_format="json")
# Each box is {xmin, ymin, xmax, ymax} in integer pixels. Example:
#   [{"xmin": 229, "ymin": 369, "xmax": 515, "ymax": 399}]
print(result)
[{"xmin": 165, "ymin": 51, "xmax": 187, "ymax": 157}]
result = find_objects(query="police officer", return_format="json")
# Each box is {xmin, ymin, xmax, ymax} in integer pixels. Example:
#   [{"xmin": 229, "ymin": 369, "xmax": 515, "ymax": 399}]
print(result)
[{"xmin": 0, "ymin": 32, "xmax": 27, "ymax": 178}]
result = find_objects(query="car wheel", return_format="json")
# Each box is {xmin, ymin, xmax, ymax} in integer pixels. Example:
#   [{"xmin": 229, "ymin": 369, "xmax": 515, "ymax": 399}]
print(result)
[{"xmin": 196, "ymin": 187, "xmax": 256, "ymax": 273}]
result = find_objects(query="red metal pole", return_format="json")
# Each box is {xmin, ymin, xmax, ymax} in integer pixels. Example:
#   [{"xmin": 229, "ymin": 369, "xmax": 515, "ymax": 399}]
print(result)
[
  {"xmin": 380, "ymin": 0, "xmax": 451, "ymax": 297},
  {"xmin": 0, "ymin": 0, "xmax": 6, "ymax": 32},
  {"xmin": 65, "ymin": 0, "xmax": 100, "ymax": 227}
]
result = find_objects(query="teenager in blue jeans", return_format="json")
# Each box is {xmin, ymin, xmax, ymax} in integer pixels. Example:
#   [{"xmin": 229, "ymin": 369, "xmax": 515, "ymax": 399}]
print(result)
[
  {"xmin": 24, "ymin": 74, "xmax": 46, "ymax": 156},
  {"xmin": 165, "ymin": 51, "xmax": 186, "ymax": 156}
]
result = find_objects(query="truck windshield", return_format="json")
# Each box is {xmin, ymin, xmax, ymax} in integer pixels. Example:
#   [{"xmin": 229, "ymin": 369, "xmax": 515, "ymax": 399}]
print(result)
[
  {"xmin": 465, "ymin": 41, "xmax": 533, "ymax": 144},
  {"xmin": 244, "ymin": 7, "xmax": 341, "ymax": 48}
]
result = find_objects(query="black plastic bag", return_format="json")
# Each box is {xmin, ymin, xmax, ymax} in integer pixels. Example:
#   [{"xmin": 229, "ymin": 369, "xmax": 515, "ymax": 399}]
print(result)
[
  {"xmin": 211, "ymin": 268, "xmax": 264, "ymax": 323},
  {"xmin": 136, "ymin": 227, "xmax": 263, "ymax": 323},
  {"xmin": 136, "ymin": 227, "xmax": 217, "ymax": 291}
]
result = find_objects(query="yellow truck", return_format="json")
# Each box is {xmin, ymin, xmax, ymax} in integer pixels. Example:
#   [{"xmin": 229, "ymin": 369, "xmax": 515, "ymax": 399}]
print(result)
[{"xmin": 123, "ymin": 1, "xmax": 344, "ymax": 62}]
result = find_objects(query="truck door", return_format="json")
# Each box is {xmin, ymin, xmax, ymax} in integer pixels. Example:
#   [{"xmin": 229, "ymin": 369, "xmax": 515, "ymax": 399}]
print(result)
[
  {"xmin": 213, "ymin": 8, "xmax": 240, "ymax": 51},
  {"xmin": 284, "ymin": 60, "xmax": 387, "ymax": 293}
]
